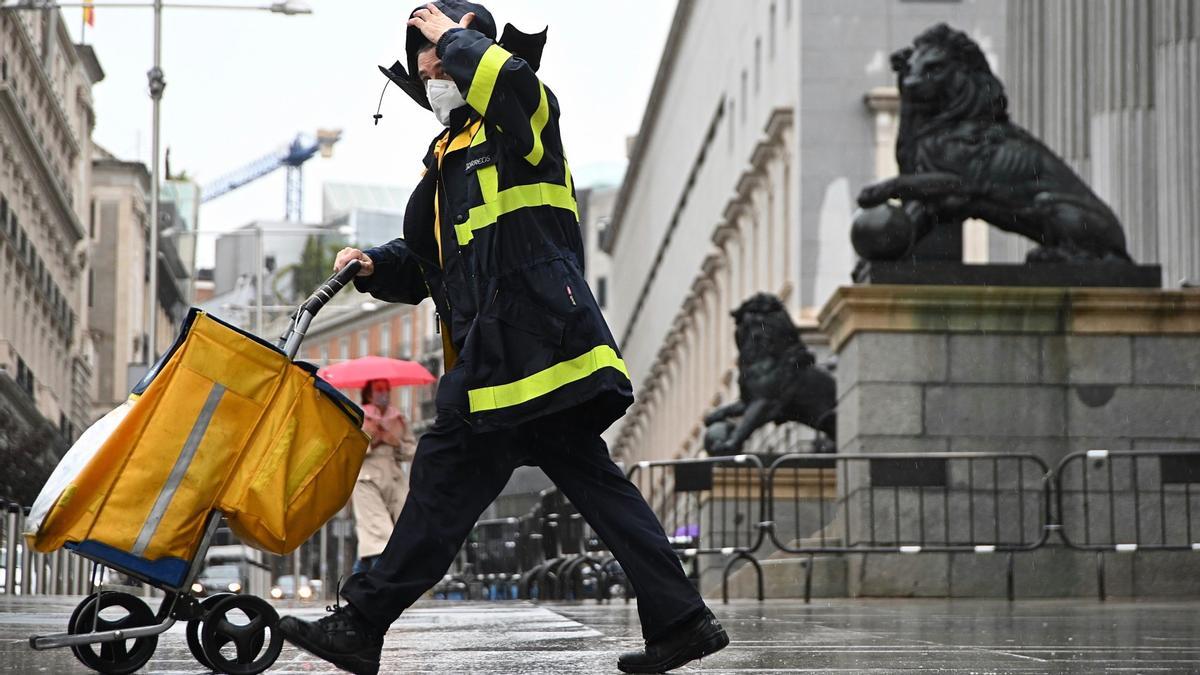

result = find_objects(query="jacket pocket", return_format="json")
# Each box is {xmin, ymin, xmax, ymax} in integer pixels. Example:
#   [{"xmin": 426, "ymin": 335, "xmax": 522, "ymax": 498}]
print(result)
[{"xmin": 492, "ymin": 289, "xmax": 565, "ymax": 347}]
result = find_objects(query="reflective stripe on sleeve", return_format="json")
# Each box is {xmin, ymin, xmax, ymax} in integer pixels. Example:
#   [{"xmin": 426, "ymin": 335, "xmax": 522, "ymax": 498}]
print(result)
[
  {"xmin": 467, "ymin": 345, "xmax": 629, "ymax": 413},
  {"xmin": 524, "ymin": 82, "xmax": 551, "ymax": 165},
  {"xmin": 466, "ymin": 44, "xmax": 512, "ymax": 115}
]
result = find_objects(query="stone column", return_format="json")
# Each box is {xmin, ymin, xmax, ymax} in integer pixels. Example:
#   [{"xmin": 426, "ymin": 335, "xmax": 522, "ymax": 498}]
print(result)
[
  {"xmin": 1089, "ymin": 0, "xmax": 1158, "ymax": 264},
  {"xmin": 1154, "ymin": 0, "xmax": 1200, "ymax": 286}
]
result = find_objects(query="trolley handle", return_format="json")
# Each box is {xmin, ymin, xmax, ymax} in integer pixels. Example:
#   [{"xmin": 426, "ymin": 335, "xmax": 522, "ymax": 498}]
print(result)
[{"xmin": 301, "ymin": 259, "xmax": 362, "ymax": 315}]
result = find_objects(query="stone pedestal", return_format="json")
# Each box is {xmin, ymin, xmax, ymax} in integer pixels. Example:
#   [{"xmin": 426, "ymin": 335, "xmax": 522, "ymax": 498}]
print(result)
[{"xmin": 814, "ymin": 284, "xmax": 1200, "ymax": 597}]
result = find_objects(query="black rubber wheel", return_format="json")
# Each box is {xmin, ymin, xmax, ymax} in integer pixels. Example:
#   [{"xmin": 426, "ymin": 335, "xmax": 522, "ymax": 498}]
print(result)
[
  {"xmin": 67, "ymin": 591, "xmax": 158, "ymax": 675},
  {"xmin": 186, "ymin": 593, "xmax": 236, "ymax": 670},
  {"xmin": 199, "ymin": 595, "xmax": 282, "ymax": 675},
  {"xmin": 67, "ymin": 592, "xmax": 100, "ymax": 630}
]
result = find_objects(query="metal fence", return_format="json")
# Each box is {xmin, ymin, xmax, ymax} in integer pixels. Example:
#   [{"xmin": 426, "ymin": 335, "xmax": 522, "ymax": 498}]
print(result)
[
  {"xmin": 7, "ymin": 449, "xmax": 1199, "ymax": 604},
  {"xmin": 1054, "ymin": 449, "xmax": 1200, "ymax": 599},
  {"xmin": 626, "ymin": 455, "xmax": 768, "ymax": 601}
]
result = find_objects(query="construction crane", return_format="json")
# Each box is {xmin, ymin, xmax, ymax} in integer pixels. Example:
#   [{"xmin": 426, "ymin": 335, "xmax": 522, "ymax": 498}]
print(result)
[{"xmin": 201, "ymin": 129, "xmax": 342, "ymax": 222}]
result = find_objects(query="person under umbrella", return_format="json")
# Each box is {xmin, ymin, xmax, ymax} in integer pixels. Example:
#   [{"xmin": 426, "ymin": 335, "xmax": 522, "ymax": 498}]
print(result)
[{"xmin": 351, "ymin": 379, "xmax": 416, "ymax": 575}]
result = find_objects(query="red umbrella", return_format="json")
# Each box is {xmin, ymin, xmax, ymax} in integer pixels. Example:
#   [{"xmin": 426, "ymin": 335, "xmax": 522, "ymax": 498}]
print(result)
[{"xmin": 317, "ymin": 356, "xmax": 436, "ymax": 389}]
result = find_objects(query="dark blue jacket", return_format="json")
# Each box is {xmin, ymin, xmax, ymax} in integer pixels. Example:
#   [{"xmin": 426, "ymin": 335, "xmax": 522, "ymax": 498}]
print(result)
[{"xmin": 357, "ymin": 25, "xmax": 632, "ymax": 433}]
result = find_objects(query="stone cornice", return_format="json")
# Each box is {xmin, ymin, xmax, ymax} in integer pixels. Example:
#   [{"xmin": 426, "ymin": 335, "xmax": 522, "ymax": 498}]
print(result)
[
  {"xmin": 764, "ymin": 107, "xmax": 795, "ymax": 143},
  {"xmin": 701, "ymin": 252, "xmax": 725, "ymax": 278},
  {"xmin": 711, "ymin": 222, "xmax": 740, "ymax": 248},
  {"xmin": 864, "ymin": 86, "xmax": 900, "ymax": 114},
  {"xmin": 819, "ymin": 285, "xmax": 1200, "ymax": 352}
]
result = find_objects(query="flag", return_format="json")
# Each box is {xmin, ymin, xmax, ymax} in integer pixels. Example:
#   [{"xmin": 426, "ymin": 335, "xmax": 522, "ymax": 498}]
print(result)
[{"xmin": 83, "ymin": 1, "xmax": 94, "ymax": 27}]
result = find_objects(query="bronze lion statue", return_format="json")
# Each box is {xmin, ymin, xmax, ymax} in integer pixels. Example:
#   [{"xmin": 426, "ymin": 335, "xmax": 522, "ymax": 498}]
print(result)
[
  {"xmin": 854, "ymin": 23, "xmax": 1131, "ymax": 263},
  {"xmin": 703, "ymin": 293, "xmax": 836, "ymax": 456}
]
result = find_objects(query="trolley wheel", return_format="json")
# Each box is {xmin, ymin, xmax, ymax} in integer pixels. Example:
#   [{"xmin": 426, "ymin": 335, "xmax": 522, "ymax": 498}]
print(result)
[
  {"xmin": 67, "ymin": 592, "xmax": 100, "ymax": 630},
  {"xmin": 200, "ymin": 595, "xmax": 282, "ymax": 675},
  {"xmin": 67, "ymin": 591, "xmax": 158, "ymax": 675},
  {"xmin": 186, "ymin": 593, "xmax": 237, "ymax": 670}
]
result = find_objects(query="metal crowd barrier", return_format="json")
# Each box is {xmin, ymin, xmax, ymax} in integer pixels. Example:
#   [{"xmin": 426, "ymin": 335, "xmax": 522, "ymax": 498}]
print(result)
[
  {"xmin": 626, "ymin": 455, "xmax": 768, "ymax": 602},
  {"xmin": 7, "ymin": 448, "xmax": 1198, "ymax": 604},
  {"xmin": 767, "ymin": 452, "xmax": 1051, "ymax": 601},
  {"xmin": 1054, "ymin": 449, "xmax": 1200, "ymax": 599},
  {"xmin": 1, "ymin": 498, "xmax": 95, "ymax": 596}
]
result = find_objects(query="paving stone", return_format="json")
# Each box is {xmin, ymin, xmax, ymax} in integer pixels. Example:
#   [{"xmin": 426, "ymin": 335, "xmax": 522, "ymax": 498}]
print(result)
[{"xmin": 6, "ymin": 595, "xmax": 1200, "ymax": 673}]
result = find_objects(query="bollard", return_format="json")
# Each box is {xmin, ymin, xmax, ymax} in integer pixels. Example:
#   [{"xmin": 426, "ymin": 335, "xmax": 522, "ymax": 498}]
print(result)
[
  {"xmin": 319, "ymin": 522, "xmax": 329, "ymax": 600},
  {"xmin": 19, "ymin": 508, "xmax": 32, "ymax": 595},
  {"xmin": 4, "ymin": 501, "xmax": 17, "ymax": 595},
  {"xmin": 293, "ymin": 547, "xmax": 302, "ymax": 598},
  {"xmin": 50, "ymin": 549, "xmax": 62, "ymax": 596}
]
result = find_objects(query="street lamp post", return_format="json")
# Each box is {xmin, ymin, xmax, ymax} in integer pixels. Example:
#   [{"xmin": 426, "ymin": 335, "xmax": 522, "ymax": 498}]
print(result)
[{"xmin": 1, "ymin": 0, "xmax": 312, "ymax": 361}]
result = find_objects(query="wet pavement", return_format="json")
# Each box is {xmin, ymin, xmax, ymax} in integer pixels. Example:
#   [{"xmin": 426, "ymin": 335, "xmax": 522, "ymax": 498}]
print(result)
[{"xmin": 2, "ymin": 594, "xmax": 1200, "ymax": 673}]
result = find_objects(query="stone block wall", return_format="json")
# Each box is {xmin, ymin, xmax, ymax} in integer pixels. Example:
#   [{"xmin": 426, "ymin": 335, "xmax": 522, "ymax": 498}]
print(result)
[{"xmin": 817, "ymin": 285, "xmax": 1200, "ymax": 597}]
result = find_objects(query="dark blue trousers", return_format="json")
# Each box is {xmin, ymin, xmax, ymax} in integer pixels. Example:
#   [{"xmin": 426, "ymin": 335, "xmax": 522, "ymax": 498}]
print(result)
[{"xmin": 339, "ymin": 405, "xmax": 704, "ymax": 641}]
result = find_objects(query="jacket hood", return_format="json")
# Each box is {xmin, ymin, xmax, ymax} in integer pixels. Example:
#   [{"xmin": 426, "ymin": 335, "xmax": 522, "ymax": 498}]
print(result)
[{"xmin": 378, "ymin": 1, "xmax": 547, "ymax": 112}]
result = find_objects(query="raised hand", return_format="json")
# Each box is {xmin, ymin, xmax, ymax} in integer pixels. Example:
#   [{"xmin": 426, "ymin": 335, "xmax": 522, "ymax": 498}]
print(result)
[{"xmin": 407, "ymin": 3, "xmax": 475, "ymax": 46}]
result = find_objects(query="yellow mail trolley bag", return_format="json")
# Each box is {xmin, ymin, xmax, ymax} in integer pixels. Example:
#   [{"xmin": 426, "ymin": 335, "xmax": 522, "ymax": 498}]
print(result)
[
  {"xmin": 26, "ymin": 263, "xmax": 371, "ymax": 675},
  {"xmin": 28, "ymin": 307, "xmax": 368, "ymax": 571}
]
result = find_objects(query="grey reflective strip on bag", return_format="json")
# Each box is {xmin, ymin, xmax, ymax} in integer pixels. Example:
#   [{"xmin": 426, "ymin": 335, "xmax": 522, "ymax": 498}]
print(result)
[{"xmin": 131, "ymin": 382, "xmax": 226, "ymax": 557}]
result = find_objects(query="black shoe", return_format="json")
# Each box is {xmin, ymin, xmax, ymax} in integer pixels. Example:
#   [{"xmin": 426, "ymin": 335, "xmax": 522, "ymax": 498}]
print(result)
[
  {"xmin": 277, "ymin": 603, "xmax": 383, "ymax": 675},
  {"xmin": 617, "ymin": 607, "xmax": 730, "ymax": 673}
]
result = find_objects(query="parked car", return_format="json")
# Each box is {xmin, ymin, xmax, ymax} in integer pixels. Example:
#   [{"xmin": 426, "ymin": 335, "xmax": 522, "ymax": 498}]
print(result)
[
  {"xmin": 270, "ymin": 574, "xmax": 315, "ymax": 600},
  {"xmin": 191, "ymin": 563, "xmax": 245, "ymax": 596}
]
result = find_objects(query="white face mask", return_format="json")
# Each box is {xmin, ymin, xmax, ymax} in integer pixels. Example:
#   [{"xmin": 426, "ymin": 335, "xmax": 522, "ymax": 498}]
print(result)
[{"xmin": 426, "ymin": 78, "xmax": 466, "ymax": 126}]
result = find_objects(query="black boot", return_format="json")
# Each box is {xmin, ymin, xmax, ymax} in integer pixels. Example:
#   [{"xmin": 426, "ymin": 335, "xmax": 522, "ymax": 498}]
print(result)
[
  {"xmin": 617, "ymin": 607, "xmax": 729, "ymax": 673},
  {"xmin": 277, "ymin": 602, "xmax": 384, "ymax": 675}
]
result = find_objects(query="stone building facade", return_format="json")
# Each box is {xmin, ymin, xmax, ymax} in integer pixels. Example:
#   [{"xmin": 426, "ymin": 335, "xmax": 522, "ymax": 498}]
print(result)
[
  {"xmin": 605, "ymin": 0, "xmax": 1006, "ymax": 464},
  {"xmin": 0, "ymin": 8, "xmax": 103, "ymax": 440}
]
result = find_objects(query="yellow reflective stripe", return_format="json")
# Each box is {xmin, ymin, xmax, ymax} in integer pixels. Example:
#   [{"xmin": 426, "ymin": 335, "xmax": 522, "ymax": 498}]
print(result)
[
  {"xmin": 478, "ymin": 164, "xmax": 498, "ymax": 203},
  {"xmin": 467, "ymin": 44, "xmax": 512, "ymax": 115},
  {"xmin": 455, "ymin": 180, "xmax": 578, "ymax": 245},
  {"xmin": 524, "ymin": 82, "xmax": 550, "ymax": 165},
  {"xmin": 471, "ymin": 124, "xmax": 488, "ymax": 147},
  {"xmin": 468, "ymin": 345, "xmax": 629, "ymax": 413}
]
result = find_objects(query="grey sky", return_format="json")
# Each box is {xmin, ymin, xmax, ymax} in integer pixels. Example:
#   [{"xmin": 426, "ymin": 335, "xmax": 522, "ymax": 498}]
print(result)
[{"xmin": 66, "ymin": 1, "xmax": 676, "ymax": 267}]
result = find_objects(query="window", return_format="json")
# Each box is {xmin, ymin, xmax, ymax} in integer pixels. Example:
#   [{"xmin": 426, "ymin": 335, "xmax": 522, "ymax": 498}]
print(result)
[
  {"xmin": 769, "ymin": 3, "xmax": 776, "ymax": 59},
  {"xmin": 358, "ymin": 331, "xmax": 369, "ymax": 357},
  {"xmin": 339, "ymin": 336, "xmax": 350, "ymax": 360},
  {"xmin": 380, "ymin": 323, "xmax": 391, "ymax": 357},
  {"xmin": 400, "ymin": 388, "xmax": 412, "ymax": 418},
  {"xmin": 319, "ymin": 345, "xmax": 329, "ymax": 365},
  {"xmin": 597, "ymin": 276, "xmax": 608, "ymax": 310},
  {"xmin": 400, "ymin": 315, "xmax": 413, "ymax": 357},
  {"xmin": 754, "ymin": 38, "xmax": 761, "ymax": 93},
  {"xmin": 740, "ymin": 70, "xmax": 747, "ymax": 123}
]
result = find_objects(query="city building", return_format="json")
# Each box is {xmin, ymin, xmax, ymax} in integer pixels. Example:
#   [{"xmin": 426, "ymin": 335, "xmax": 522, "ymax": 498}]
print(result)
[
  {"xmin": 204, "ymin": 219, "xmax": 345, "ymax": 331},
  {"xmin": 88, "ymin": 147, "xmax": 189, "ymax": 416},
  {"xmin": 0, "ymin": 8, "xmax": 105, "ymax": 443},
  {"xmin": 322, "ymin": 182, "xmax": 408, "ymax": 248},
  {"xmin": 603, "ymin": 0, "xmax": 1007, "ymax": 463},
  {"xmin": 577, "ymin": 183, "xmax": 617, "ymax": 323}
]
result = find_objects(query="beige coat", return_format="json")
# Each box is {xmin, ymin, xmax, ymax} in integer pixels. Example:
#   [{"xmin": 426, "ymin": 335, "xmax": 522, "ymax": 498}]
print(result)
[{"xmin": 351, "ymin": 404, "xmax": 415, "ymax": 558}]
